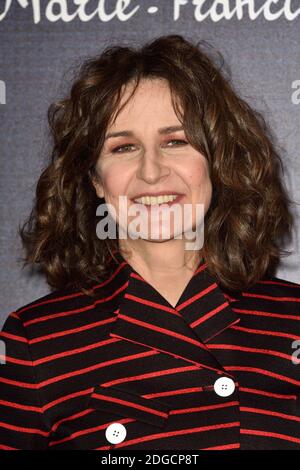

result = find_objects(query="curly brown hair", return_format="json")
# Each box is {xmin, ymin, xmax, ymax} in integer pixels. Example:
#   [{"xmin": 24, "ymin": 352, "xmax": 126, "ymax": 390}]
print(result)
[{"xmin": 18, "ymin": 34, "xmax": 296, "ymax": 297}]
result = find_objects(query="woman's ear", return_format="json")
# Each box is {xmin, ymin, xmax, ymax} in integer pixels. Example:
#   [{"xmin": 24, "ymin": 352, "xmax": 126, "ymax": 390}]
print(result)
[
  {"xmin": 89, "ymin": 169, "xmax": 104, "ymax": 199},
  {"xmin": 93, "ymin": 182, "xmax": 105, "ymax": 199}
]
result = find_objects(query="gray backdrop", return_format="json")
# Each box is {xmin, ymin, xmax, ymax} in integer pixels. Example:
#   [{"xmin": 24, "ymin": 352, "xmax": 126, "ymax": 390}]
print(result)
[{"xmin": 1, "ymin": 0, "xmax": 300, "ymax": 329}]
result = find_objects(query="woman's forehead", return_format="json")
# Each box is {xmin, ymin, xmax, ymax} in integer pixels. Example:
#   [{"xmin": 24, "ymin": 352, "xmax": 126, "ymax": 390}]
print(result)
[{"xmin": 107, "ymin": 80, "xmax": 181, "ymax": 130}]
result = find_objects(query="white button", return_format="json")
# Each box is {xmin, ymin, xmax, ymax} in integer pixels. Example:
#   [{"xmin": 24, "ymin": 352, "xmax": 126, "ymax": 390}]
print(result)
[
  {"xmin": 105, "ymin": 422, "xmax": 127, "ymax": 444},
  {"xmin": 214, "ymin": 377, "xmax": 235, "ymax": 397}
]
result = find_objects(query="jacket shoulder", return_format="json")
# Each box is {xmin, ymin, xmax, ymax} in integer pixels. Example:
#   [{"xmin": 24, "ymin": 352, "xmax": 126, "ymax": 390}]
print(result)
[
  {"xmin": 252, "ymin": 275, "xmax": 300, "ymax": 295},
  {"xmin": 6, "ymin": 285, "xmax": 93, "ymax": 326},
  {"xmin": 234, "ymin": 274, "xmax": 300, "ymax": 316}
]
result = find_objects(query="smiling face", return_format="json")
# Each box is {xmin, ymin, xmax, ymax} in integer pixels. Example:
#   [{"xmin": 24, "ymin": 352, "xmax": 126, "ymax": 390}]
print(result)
[{"xmin": 92, "ymin": 78, "xmax": 213, "ymax": 248}]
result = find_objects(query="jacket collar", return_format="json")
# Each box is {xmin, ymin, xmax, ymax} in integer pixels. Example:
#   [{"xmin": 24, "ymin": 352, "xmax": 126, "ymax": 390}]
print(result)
[{"xmin": 94, "ymin": 250, "xmax": 241, "ymax": 373}]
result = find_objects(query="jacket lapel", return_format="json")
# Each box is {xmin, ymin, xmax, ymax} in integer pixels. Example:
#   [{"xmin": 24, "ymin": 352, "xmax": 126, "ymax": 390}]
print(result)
[
  {"xmin": 174, "ymin": 262, "xmax": 241, "ymax": 344},
  {"xmin": 105, "ymin": 251, "xmax": 241, "ymax": 374}
]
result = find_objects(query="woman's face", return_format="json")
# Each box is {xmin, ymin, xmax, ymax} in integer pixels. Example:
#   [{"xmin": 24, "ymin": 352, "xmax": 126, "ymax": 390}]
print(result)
[{"xmin": 92, "ymin": 78, "xmax": 212, "ymax": 245}]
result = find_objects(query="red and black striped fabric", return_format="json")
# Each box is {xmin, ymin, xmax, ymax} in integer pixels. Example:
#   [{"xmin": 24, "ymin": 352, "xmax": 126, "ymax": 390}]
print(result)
[{"xmin": 1, "ymin": 251, "xmax": 300, "ymax": 450}]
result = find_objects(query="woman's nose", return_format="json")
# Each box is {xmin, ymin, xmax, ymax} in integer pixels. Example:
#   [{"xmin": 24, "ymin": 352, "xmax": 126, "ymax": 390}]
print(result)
[{"xmin": 136, "ymin": 150, "xmax": 170, "ymax": 183}]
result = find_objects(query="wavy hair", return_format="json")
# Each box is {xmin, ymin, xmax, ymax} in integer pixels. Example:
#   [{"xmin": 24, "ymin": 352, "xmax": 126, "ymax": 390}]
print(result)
[{"xmin": 19, "ymin": 34, "xmax": 296, "ymax": 296}]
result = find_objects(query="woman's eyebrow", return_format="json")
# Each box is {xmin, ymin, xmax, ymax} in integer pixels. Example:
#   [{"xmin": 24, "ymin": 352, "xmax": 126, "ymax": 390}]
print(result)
[{"xmin": 105, "ymin": 125, "xmax": 184, "ymax": 140}]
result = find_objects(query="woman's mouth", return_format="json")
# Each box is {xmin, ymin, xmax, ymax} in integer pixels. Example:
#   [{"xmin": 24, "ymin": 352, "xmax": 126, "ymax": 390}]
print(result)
[{"xmin": 131, "ymin": 194, "xmax": 184, "ymax": 210}]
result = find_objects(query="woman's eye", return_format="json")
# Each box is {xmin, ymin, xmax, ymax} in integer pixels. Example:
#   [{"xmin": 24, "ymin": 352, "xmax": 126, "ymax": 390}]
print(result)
[
  {"xmin": 166, "ymin": 139, "xmax": 188, "ymax": 146},
  {"xmin": 111, "ymin": 139, "xmax": 188, "ymax": 154},
  {"xmin": 111, "ymin": 144, "xmax": 135, "ymax": 154}
]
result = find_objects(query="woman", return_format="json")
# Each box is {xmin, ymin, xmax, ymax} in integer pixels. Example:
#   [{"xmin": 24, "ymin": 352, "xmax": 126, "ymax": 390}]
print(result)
[{"xmin": 1, "ymin": 34, "xmax": 300, "ymax": 451}]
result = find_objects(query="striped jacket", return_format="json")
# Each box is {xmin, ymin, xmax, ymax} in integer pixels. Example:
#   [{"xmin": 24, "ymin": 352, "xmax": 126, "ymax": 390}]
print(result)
[{"xmin": 1, "ymin": 251, "xmax": 300, "ymax": 450}]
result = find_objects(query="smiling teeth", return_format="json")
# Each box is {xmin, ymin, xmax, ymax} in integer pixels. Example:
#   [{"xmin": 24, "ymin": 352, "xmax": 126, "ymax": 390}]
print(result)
[{"xmin": 134, "ymin": 195, "xmax": 179, "ymax": 205}]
